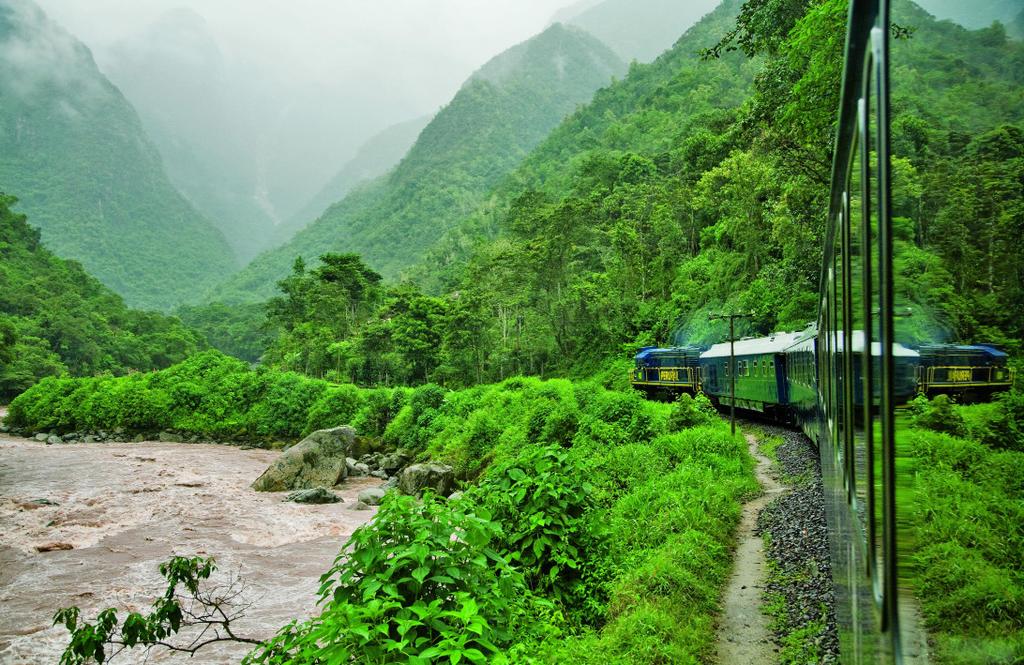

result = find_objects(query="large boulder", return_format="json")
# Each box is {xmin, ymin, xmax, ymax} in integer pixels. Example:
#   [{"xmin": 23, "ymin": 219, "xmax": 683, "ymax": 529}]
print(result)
[
  {"xmin": 285, "ymin": 487, "xmax": 341, "ymax": 504},
  {"xmin": 399, "ymin": 463, "xmax": 455, "ymax": 498},
  {"xmin": 378, "ymin": 450, "xmax": 413, "ymax": 476},
  {"xmin": 252, "ymin": 426, "xmax": 358, "ymax": 492}
]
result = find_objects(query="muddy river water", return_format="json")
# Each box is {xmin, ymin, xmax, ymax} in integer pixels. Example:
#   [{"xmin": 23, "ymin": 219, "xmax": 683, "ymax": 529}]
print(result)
[{"xmin": 0, "ymin": 419, "xmax": 379, "ymax": 664}]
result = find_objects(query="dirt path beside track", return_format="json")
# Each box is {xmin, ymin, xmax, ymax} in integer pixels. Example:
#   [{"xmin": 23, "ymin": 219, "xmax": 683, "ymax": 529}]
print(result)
[{"xmin": 715, "ymin": 431, "xmax": 790, "ymax": 665}]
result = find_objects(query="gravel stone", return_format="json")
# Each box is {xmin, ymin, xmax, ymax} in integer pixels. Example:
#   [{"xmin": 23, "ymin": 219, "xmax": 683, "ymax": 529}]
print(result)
[{"xmin": 753, "ymin": 423, "xmax": 840, "ymax": 664}]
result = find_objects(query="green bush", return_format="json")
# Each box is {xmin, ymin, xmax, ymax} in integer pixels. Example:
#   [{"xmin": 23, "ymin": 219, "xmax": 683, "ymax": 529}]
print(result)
[
  {"xmin": 667, "ymin": 393, "xmax": 717, "ymax": 431},
  {"xmin": 980, "ymin": 391, "xmax": 1024, "ymax": 452},
  {"xmin": 305, "ymin": 384, "xmax": 366, "ymax": 434},
  {"xmin": 472, "ymin": 446, "xmax": 611, "ymax": 626},
  {"xmin": 351, "ymin": 389, "xmax": 400, "ymax": 438},
  {"xmin": 245, "ymin": 494, "xmax": 537, "ymax": 665},
  {"xmin": 902, "ymin": 427, "xmax": 1024, "ymax": 661},
  {"xmin": 910, "ymin": 394, "xmax": 968, "ymax": 437},
  {"xmin": 6, "ymin": 351, "xmax": 403, "ymax": 443}
]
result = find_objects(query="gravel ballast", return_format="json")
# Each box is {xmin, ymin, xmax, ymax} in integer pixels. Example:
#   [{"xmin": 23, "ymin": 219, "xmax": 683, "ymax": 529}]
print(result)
[{"xmin": 754, "ymin": 423, "xmax": 840, "ymax": 664}]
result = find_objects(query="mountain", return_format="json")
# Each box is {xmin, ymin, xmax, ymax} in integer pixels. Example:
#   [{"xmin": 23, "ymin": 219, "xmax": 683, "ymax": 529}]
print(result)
[
  {"xmin": 276, "ymin": 114, "xmax": 433, "ymax": 246},
  {"xmin": 420, "ymin": 0, "xmax": 1024, "ymax": 376},
  {"xmin": 209, "ymin": 23, "xmax": 626, "ymax": 303},
  {"xmin": 0, "ymin": 194, "xmax": 205, "ymax": 400},
  {"xmin": 1009, "ymin": 7, "xmax": 1024, "ymax": 38},
  {"xmin": 100, "ymin": 8, "xmax": 277, "ymax": 263},
  {"xmin": 0, "ymin": 0, "xmax": 237, "ymax": 310},
  {"xmin": 412, "ymin": 0, "xmax": 757, "ymax": 293},
  {"xmin": 914, "ymin": 0, "xmax": 1021, "ymax": 29},
  {"xmin": 556, "ymin": 0, "xmax": 721, "ymax": 62}
]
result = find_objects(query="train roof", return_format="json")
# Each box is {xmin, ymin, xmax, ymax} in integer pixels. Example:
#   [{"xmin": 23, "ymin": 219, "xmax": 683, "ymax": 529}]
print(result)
[
  {"xmin": 635, "ymin": 346, "xmax": 702, "ymax": 360},
  {"xmin": 702, "ymin": 329, "xmax": 920, "ymax": 359},
  {"xmin": 780, "ymin": 329, "xmax": 918, "ymax": 357},
  {"xmin": 702, "ymin": 331, "xmax": 806, "ymax": 358},
  {"xmin": 917, "ymin": 344, "xmax": 1008, "ymax": 359}
]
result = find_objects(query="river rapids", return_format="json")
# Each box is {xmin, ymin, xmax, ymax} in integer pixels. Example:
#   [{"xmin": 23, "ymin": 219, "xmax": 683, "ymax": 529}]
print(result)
[{"xmin": 0, "ymin": 421, "xmax": 379, "ymax": 664}]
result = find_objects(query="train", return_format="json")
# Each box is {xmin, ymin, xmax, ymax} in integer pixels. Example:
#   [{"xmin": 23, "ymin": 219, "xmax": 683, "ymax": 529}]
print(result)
[
  {"xmin": 632, "ymin": 0, "xmax": 1021, "ymax": 662},
  {"xmin": 630, "ymin": 327, "xmax": 1013, "ymax": 411}
]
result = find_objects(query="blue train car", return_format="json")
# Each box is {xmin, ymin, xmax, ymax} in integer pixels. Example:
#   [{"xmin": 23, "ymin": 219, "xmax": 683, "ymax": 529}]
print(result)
[
  {"xmin": 915, "ymin": 344, "xmax": 1013, "ymax": 400},
  {"xmin": 629, "ymin": 346, "xmax": 702, "ymax": 397}
]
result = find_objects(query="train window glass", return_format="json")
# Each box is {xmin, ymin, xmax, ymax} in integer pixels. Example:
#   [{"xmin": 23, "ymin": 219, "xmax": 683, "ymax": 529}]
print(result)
[
  {"xmin": 849, "ymin": 106, "xmax": 873, "ymax": 577},
  {"xmin": 888, "ymin": 17, "xmax": 955, "ymax": 658}
]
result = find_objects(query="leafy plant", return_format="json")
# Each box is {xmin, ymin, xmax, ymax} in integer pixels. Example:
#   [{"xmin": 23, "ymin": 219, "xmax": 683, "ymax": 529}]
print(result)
[
  {"xmin": 910, "ymin": 394, "xmax": 968, "ymax": 437},
  {"xmin": 667, "ymin": 392, "xmax": 718, "ymax": 431},
  {"xmin": 54, "ymin": 556, "xmax": 260, "ymax": 664},
  {"xmin": 472, "ymin": 445, "xmax": 611, "ymax": 626},
  {"xmin": 245, "ymin": 493, "xmax": 536, "ymax": 664}
]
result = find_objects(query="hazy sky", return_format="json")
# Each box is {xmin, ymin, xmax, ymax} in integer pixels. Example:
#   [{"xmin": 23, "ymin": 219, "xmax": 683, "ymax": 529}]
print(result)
[
  {"xmin": 31, "ymin": 0, "xmax": 578, "ymax": 219},
  {"xmin": 34, "ymin": 0, "xmax": 574, "ymax": 117}
]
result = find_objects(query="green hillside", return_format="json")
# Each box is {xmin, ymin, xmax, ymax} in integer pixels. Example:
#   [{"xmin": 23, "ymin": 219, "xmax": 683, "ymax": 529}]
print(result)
[
  {"xmin": 0, "ymin": 0, "xmax": 237, "ymax": 310},
  {"xmin": 405, "ymin": 0, "xmax": 1024, "ymax": 381},
  {"xmin": 0, "ymin": 194, "xmax": 205, "ymax": 400},
  {"xmin": 208, "ymin": 23, "xmax": 625, "ymax": 303},
  {"xmin": 915, "ymin": 0, "xmax": 1021, "ymax": 29},
  {"xmin": 416, "ymin": 0, "xmax": 758, "ymax": 292}
]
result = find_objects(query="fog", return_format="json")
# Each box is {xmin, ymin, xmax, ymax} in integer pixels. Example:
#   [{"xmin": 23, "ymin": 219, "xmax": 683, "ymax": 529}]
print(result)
[{"xmin": 33, "ymin": 0, "xmax": 573, "ymax": 226}]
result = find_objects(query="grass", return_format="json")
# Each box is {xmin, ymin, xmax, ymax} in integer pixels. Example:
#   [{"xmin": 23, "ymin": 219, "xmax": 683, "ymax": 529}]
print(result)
[
  {"xmin": 8, "ymin": 353, "xmax": 762, "ymax": 663},
  {"xmin": 901, "ymin": 397, "xmax": 1024, "ymax": 663}
]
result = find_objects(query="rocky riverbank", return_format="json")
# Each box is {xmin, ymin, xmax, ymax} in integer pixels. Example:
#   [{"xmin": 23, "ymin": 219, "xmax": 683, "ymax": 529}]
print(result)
[{"xmin": 0, "ymin": 429, "xmax": 380, "ymax": 663}]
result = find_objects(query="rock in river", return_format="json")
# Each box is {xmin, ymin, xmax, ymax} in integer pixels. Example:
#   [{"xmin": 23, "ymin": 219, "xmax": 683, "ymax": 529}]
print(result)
[
  {"xmin": 252, "ymin": 426, "xmax": 360, "ymax": 492},
  {"xmin": 399, "ymin": 463, "xmax": 455, "ymax": 498},
  {"xmin": 285, "ymin": 487, "xmax": 342, "ymax": 504},
  {"xmin": 357, "ymin": 487, "xmax": 386, "ymax": 506}
]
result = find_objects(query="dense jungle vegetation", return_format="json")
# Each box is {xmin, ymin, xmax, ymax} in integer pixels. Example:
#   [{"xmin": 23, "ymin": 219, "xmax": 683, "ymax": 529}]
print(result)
[
  {"xmin": 11, "ymin": 352, "xmax": 1024, "ymax": 663},
  {"xmin": 0, "ymin": 1, "xmax": 238, "ymax": 310},
  {"xmin": 0, "ymin": 195, "xmax": 205, "ymax": 402},
  {"xmin": 905, "ymin": 394, "xmax": 1024, "ymax": 662},
  {"xmin": 192, "ymin": 0, "xmax": 1023, "ymax": 390}
]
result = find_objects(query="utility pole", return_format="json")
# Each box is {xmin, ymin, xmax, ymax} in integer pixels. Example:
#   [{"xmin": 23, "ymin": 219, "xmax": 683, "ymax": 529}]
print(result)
[{"xmin": 709, "ymin": 312, "xmax": 753, "ymax": 436}]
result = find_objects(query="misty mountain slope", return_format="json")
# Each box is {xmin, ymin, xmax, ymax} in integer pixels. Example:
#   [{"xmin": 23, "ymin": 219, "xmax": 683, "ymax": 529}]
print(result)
[
  {"xmin": 557, "ymin": 0, "xmax": 721, "ymax": 62},
  {"xmin": 914, "ymin": 0, "xmax": 1021, "ymax": 29},
  {"xmin": 0, "ymin": 0, "xmax": 237, "ymax": 310},
  {"xmin": 209, "ymin": 23, "xmax": 625, "ymax": 303},
  {"xmin": 413, "ymin": 0, "xmax": 756, "ymax": 289},
  {"xmin": 101, "ymin": 8, "xmax": 277, "ymax": 263},
  {"xmin": 277, "ymin": 114, "xmax": 433, "ymax": 245}
]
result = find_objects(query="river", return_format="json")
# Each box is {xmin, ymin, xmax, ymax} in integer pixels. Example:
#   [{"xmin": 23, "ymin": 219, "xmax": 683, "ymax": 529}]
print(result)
[{"xmin": 0, "ymin": 415, "xmax": 379, "ymax": 664}]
